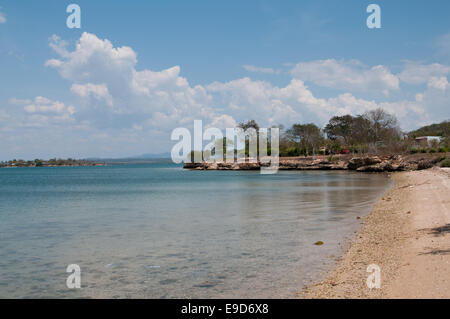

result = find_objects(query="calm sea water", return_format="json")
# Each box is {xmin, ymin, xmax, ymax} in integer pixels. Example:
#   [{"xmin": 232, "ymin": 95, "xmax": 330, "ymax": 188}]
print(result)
[{"xmin": 0, "ymin": 163, "xmax": 392, "ymax": 298}]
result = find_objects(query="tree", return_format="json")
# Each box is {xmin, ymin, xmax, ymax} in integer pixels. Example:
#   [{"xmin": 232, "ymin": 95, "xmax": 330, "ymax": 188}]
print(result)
[
  {"xmin": 364, "ymin": 108, "xmax": 399, "ymax": 144},
  {"xmin": 324, "ymin": 115, "xmax": 354, "ymax": 145},
  {"xmin": 238, "ymin": 120, "xmax": 259, "ymax": 131},
  {"xmin": 408, "ymin": 120, "xmax": 449, "ymax": 138},
  {"xmin": 286, "ymin": 123, "xmax": 323, "ymax": 157},
  {"xmin": 34, "ymin": 159, "xmax": 43, "ymax": 167},
  {"xmin": 238, "ymin": 120, "xmax": 260, "ymax": 158},
  {"xmin": 349, "ymin": 115, "xmax": 372, "ymax": 153}
]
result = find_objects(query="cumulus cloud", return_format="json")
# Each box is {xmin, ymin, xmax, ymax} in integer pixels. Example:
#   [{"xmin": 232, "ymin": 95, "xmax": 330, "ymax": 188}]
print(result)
[
  {"xmin": 8, "ymin": 96, "xmax": 75, "ymax": 127},
  {"xmin": 290, "ymin": 59, "xmax": 400, "ymax": 94},
  {"xmin": 207, "ymin": 114, "xmax": 238, "ymax": 129},
  {"xmin": 71, "ymin": 83, "xmax": 113, "ymax": 106},
  {"xmin": 42, "ymin": 33, "xmax": 432, "ymax": 132},
  {"xmin": 45, "ymin": 32, "xmax": 214, "ymax": 130},
  {"xmin": 39, "ymin": 33, "xmax": 445, "ymax": 134},
  {"xmin": 4, "ymin": 32, "xmax": 447, "ymax": 158},
  {"xmin": 427, "ymin": 76, "xmax": 449, "ymax": 91},
  {"xmin": 23, "ymin": 96, "xmax": 73, "ymax": 114},
  {"xmin": 398, "ymin": 61, "xmax": 450, "ymax": 85},
  {"xmin": 46, "ymin": 33, "xmax": 137, "ymax": 92},
  {"xmin": 207, "ymin": 77, "xmax": 423, "ymax": 129}
]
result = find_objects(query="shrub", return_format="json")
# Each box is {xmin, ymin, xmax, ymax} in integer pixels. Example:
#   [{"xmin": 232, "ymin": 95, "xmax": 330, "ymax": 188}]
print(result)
[
  {"xmin": 328, "ymin": 155, "xmax": 338, "ymax": 162},
  {"xmin": 410, "ymin": 147, "xmax": 418, "ymax": 154},
  {"xmin": 438, "ymin": 147, "xmax": 447, "ymax": 153},
  {"xmin": 420, "ymin": 148, "xmax": 427, "ymax": 153},
  {"xmin": 286, "ymin": 147, "xmax": 300, "ymax": 157},
  {"xmin": 441, "ymin": 158, "xmax": 450, "ymax": 167},
  {"xmin": 429, "ymin": 148, "xmax": 437, "ymax": 153}
]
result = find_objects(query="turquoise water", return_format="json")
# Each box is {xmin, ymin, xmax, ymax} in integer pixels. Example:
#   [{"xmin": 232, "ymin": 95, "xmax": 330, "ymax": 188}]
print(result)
[{"xmin": 0, "ymin": 164, "xmax": 391, "ymax": 298}]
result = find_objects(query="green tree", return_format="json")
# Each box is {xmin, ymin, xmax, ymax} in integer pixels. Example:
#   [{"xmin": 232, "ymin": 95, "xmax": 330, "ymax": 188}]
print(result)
[{"xmin": 286, "ymin": 123, "xmax": 323, "ymax": 157}]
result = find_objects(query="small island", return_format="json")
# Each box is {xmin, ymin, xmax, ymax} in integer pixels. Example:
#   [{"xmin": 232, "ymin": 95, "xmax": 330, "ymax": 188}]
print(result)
[{"xmin": 0, "ymin": 158, "xmax": 106, "ymax": 168}]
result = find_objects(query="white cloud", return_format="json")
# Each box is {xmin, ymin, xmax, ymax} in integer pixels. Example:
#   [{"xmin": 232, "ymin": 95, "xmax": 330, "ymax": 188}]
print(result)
[
  {"xmin": 398, "ymin": 61, "xmax": 450, "ymax": 85},
  {"xmin": 427, "ymin": 76, "xmax": 449, "ymax": 91},
  {"xmin": 23, "ymin": 96, "xmax": 74, "ymax": 115},
  {"xmin": 208, "ymin": 77, "xmax": 307, "ymax": 126},
  {"xmin": 41, "ymin": 33, "xmax": 449, "ymax": 135},
  {"xmin": 290, "ymin": 59, "xmax": 400, "ymax": 93},
  {"xmin": 0, "ymin": 8, "xmax": 6, "ymax": 24},
  {"xmin": 71, "ymin": 83, "xmax": 113, "ymax": 106},
  {"xmin": 43, "ymin": 33, "xmax": 219, "ymax": 132},
  {"xmin": 47, "ymin": 32, "xmax": 425, "ymax": 134},
  {"xmin": 207, "ymin": 114, "xmax": 238, "ymax": 129},
  {"xmin": 46, "ymin": 32, "xmax": 137, "ymax": 94},
  {"xmin": 3, "ymin": 32, "xmax": 447, "ymax": 158},
  {"xmin": 207, "ymin": 77, "xmax": 423, "ymax": 129},
  {"xmin": 7, "ymin": 96, "xmax": 76, "ymax": 128}
]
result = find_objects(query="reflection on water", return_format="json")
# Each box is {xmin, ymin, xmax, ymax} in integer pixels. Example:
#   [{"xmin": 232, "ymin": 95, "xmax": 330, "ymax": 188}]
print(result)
[{"xmin": 0, "ymin": 164, "xmax": 392, "ymax": 298}]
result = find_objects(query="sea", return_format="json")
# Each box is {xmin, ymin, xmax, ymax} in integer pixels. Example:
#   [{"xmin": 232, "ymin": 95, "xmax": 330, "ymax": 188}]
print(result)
[{"xmin": 0, "ymin": 163, "xmax": 392, "ymax": 298}]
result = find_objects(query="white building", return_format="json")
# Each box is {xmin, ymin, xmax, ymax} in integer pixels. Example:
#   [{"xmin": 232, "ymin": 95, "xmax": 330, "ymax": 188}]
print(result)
[{"xmin": 415, "ymin": 136, "xmax": 442, "ymax": 147}]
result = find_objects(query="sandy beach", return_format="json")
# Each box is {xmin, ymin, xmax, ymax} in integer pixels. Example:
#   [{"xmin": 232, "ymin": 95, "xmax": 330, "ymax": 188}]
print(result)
[{"xmin": 304, "ymin": 167, "xmax": 450, "ymax": 299}]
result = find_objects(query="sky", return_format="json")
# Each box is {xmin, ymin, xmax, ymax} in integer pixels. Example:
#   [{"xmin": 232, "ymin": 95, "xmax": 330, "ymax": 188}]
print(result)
[{"xmin": 0, "ymin": 0, "xmax": 449, "ymax": 160}]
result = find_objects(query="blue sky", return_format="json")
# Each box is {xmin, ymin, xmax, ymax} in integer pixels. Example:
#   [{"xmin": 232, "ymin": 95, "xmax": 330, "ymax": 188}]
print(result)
[{"xmin": 0, "ymin": 0, "xmax": 449, "ymax": 159}]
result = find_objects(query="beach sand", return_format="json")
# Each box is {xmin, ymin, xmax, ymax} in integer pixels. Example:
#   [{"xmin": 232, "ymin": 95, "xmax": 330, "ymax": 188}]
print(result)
[{"xmin": 303, "ymin": 167, "xmax": 450, "ymax": 298}]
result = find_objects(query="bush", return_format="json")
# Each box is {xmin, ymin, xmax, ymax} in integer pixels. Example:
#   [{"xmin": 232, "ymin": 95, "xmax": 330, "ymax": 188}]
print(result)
[
  {"xmin": 438, "ymin": 147, "xmax": 447, "ymax": 153},
  {"xmin": 441, "ymin": 158, "xmax": 450, "ymax": 167},
  {"xmin": 429, "ymin": 148, "xmax": 437, "ymax": 153},
  {"xmin": 420, "ymin": 148, "xmax": 427, "ymax": 153},
  {"xmin": 286, "ymin": 147, "xmax": 300, "ymax": 157},
  {"xmin": 410, "ymin": 147, "xmax": 418, "ymax": 154},
  {"xmin": 328, "ymin": 155, "xmax": 338, "ymax": 162}
]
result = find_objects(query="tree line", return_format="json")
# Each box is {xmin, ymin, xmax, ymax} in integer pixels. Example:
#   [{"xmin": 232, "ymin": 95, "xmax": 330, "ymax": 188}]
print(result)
[{"xmin": 238, "ymin": 108, "xmax": 448, "ymax": 157}]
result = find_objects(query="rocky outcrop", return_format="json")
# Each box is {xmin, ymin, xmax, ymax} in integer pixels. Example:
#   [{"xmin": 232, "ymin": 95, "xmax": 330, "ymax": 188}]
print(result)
[
  {"xmin": 183, "ymin": 155, "xmax": 447, "ymax": 172},
  {"xmin": 347, "ymin": 156, "xmax": 382, "ymax": 170}
]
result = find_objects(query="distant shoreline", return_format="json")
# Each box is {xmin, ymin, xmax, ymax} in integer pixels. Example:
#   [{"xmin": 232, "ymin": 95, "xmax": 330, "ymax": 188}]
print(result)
[
  {"xmin": 0, "ymin": 164, "xmax": 107, "ymax": 168},
  {"xmin": 0, "ymin": 159, "xmax": 106, "ymax": 168}
]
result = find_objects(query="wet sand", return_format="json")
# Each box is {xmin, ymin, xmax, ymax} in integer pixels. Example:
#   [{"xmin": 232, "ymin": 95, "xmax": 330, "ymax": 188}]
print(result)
[{"xmin": 303, "ymin": 168, "xmax": 450, "ymax": 298}]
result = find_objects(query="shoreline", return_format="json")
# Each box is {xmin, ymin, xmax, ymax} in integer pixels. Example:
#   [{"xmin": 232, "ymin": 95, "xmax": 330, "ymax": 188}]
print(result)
[
  {"xmin": 184, "ymin": 153, "xmax": 448, "ymax": 172},
  {"xmin": 303, "ymin": 167, "xmax": 450, "ymax": 298}
]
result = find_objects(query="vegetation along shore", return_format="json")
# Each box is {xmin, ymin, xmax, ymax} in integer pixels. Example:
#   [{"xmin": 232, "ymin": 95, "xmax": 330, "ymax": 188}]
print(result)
[
  {"xmin": 0, "ymin": 158, "xmax": 106, "ymax": 168},
  {"xmin": 184, "ymin": 108, "xmax": 449, "ymax": 171}
]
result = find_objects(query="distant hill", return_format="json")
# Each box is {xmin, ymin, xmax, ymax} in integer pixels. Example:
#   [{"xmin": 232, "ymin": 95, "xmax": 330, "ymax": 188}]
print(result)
[
  {"xmin": 408, "ymin": 120, "xmax": 449, "ymax": 138},
  {"xmin": 131, "ymin": 152, "xmax": 171, "ymax": 159},
  {"xmin": 87, "ymin": 152, "xmax": 172, "ymax": 164}
]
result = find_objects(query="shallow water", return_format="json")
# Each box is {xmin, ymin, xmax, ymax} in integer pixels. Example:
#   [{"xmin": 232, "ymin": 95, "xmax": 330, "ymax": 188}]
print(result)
[{"xmin": 0, "ymin": 163, "xmax": 392, "ymax": 298}]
